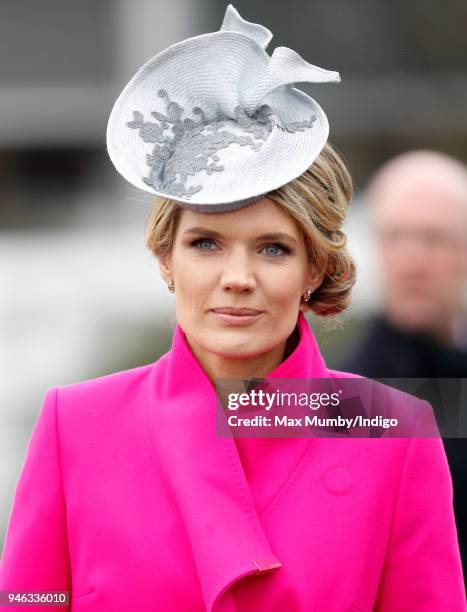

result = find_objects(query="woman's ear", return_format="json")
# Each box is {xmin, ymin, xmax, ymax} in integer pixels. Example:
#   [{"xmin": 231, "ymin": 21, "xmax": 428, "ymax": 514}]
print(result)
[
  {"xmin": 157, "ymin": 254, "xmax": 172, "ymax": 285},
  {"xmin": 300, "ymin": 267, "xmax": 324, "ymax": 312},
  {"xmin": 306, "ymin": 266, "xmax": 325, "ymax": 294}
]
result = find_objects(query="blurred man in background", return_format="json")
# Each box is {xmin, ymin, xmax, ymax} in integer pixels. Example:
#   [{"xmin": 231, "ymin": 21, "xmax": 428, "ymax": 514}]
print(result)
[{"xmin": 338, "ymin": 150, "xmax": 467, "ymax": 582}]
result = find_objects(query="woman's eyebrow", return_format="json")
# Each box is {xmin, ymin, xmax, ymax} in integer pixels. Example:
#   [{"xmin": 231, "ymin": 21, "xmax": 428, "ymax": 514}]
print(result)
[{"xmin": 183, "ymin": 227, "xmax": 298, "ymax": 245}]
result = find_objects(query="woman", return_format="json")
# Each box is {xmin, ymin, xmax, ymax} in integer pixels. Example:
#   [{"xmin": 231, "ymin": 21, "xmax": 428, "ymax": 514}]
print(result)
[{"xmin": 1, "ymin": 5, "xmax": 465, "ymax": 611}]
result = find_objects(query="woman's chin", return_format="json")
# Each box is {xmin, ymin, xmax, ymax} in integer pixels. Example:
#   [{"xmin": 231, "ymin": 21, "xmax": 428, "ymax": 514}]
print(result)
[
  {"xmin": 209, "ymin": 345, "xmax": 263, "ymax": 360},
  {"xmin": 205, "ymin": 337, "xmax": 267, "ymax": 360}
]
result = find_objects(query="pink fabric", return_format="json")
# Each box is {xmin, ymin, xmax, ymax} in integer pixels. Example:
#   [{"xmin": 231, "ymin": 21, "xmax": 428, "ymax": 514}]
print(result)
[{"xmin": 1, "ymin": 311, "xmax": 466, "ymax": 611}]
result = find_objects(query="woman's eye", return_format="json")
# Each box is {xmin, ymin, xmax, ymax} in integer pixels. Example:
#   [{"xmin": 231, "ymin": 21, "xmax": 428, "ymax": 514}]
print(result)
[
  {"xmin": 262, "ymin": 243, "xmax": 291, "ymax": 257},
  {"xmin": 191, "ymin": 238, "xmax": 217, "ymax": 250},
  {"xmin": 189, "ymin": 239, "xmax": 290, "ymax": 256}
]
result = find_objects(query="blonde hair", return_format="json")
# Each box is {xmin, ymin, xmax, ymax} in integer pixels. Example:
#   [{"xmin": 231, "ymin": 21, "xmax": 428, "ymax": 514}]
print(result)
[{"xmin": 145, "ymin": 142, "xmax": 356, "ymax": 317}]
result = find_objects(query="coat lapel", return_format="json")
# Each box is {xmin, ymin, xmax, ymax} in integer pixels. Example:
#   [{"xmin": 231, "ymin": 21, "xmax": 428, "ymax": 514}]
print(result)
[{"xmin": 146, "ymin": 311, "xmax": 327, "ymax": 611}]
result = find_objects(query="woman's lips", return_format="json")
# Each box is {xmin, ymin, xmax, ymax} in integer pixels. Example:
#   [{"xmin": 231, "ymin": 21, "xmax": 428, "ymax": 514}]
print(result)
[{"xmin": 210, "ymin": 310, "xmax": 263, "ymax": 326}]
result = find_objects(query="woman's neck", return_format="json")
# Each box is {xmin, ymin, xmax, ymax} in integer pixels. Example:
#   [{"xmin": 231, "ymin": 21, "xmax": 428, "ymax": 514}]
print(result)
[{"xmin": 185, "ymin": 324, "xmax": 299, "ymax": 387}]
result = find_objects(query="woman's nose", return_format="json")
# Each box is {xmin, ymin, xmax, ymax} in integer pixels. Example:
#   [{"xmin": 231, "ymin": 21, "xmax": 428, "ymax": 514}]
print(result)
[{"xmin": 220, "ymin": 251, "xmax": 257, "ymax": 293}]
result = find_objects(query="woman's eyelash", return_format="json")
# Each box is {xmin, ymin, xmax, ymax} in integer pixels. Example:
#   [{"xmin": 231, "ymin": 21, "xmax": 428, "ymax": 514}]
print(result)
[
  {"xmin": 263, "ymin": 243, "xmax": 291, "ymax": 255},
  {"xmin": 189, "ymin": 238, "xmax": 291, "ymax": 256},
  {"xmin": 190, "ymin": 238, "xmax": 217, "ymax": 250}
]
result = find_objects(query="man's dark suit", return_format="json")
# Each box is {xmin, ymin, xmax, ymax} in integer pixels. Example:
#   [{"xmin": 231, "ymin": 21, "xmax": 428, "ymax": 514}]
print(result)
[{"xmin": 336, "ymin": 315, "xmax": 467, "ymax": 587}]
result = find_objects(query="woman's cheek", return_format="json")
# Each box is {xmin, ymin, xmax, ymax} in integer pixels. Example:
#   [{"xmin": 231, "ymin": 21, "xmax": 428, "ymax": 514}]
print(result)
[{"xmin": 268, "ymin": 276, "xmax": 302, "ymax": 302}]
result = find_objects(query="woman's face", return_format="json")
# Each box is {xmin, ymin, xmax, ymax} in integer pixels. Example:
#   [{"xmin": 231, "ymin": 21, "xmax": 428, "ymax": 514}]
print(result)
[{"xmin": 159, "ymin": 197, "xmax": 321, "ymax": 360}]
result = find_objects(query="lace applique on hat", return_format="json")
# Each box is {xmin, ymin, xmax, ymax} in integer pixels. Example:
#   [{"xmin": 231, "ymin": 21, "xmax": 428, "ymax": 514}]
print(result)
[{"xmin": 127, "ymin": 89, "xmax": 316, "ymax": 199}]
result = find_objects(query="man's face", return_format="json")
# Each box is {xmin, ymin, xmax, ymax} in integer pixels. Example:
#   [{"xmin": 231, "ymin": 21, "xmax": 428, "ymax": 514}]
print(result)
[{"xmin": 373, "ymin": 179, "xmax": 467, "ymax": 333}]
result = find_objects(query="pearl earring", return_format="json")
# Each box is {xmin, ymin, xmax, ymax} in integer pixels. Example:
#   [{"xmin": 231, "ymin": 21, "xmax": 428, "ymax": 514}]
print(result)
[{"xmin": 167, "ymin": 279, "xmax": 175, "ymax": 293}]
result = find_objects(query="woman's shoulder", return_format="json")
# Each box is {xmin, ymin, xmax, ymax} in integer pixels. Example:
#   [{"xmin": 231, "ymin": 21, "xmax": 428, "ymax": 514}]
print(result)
[
  {"xmin": 50, "ymin": 356, "xmax": 169, "ymax": 423},
  {"xmin": 326, "ymin": 367, "xmax": 437, "ymax": 437},
  {"xmin": 327, "ymin": 367, "xmax": 423, "ymax": 405},
  {"xmin": 59, "ymin": 361, "xmax": 154, "ymax": 395}
]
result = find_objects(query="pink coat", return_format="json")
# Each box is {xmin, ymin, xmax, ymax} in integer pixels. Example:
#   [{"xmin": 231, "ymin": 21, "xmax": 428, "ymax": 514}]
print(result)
[{"xmin": 1, "ymin": 311, "xmax": 466, "ymax": 611}]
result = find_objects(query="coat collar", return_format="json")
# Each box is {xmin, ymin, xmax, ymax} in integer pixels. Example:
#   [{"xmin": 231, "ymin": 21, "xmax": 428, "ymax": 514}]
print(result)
[{"xmin": 146, "ymin": 311, "xmax": 328, "ymax": 611}]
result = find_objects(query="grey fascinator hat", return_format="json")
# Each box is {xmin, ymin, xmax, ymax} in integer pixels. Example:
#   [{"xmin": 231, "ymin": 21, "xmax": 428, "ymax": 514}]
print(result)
[{"xmin": 106, "ymin": 4, "xmax": 341, "ymax": 213}]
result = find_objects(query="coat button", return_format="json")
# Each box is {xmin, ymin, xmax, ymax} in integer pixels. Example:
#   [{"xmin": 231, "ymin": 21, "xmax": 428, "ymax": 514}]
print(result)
[
  {"xmin": 252, "ymin": 557, "xmax": 282, "ymax": 573},
  {"xmin": 323, "ymin": 467, "xmax": 352, "ymax": 494}
]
